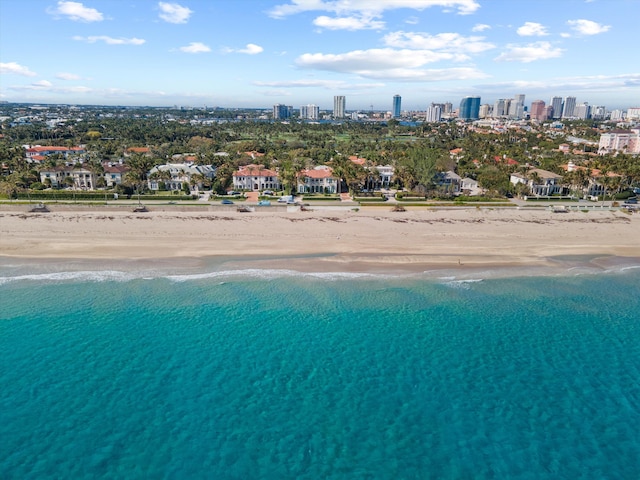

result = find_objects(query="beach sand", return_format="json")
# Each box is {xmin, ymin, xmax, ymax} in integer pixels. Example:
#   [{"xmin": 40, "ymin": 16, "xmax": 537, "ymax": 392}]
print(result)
[{"xmin": 1, "ymin": 206, "xmax": 639, "ymax": 274}]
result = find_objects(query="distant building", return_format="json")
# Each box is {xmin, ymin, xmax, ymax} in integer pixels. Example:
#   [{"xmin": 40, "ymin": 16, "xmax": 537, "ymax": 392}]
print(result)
[
  {"xmin": 493, "ymin": 99, "xmax": 508, "ymax": 118},
  {"xmin": 627, "ymin": 107, "xmax": 640, "ymax": 121},
  {"xmin": 333, "ymin": 96, "xmax": 346, "ymax": 118},
  {"xmin": 300, "ymin": 104, "xmax": 319, "ymax": 120},
  {"xmin": 562, "ymin": 96, "xmax": 577, "ymax": 118},
  {"xmin": 392, "ymin": 95, "xmax": 401, "ymax": 118},
  {"xmin": 550, "ymin": 96, "xmax": 563, "ymax": 119},
  {"xmin": 273, "ymin": 104, "xmax": 292, "ymax": 120},
  {"xmin": 509, "ymin": 94, "xmax": 525, "ymax": 119},
  {"xmin": 574, "ymin": 102, "xmax": 591, "ymax": 120},
  {"xmin": 479, "ymin": 104, "xmax": 492, "ymax": 118},
  {"xmin": 598, "ymin": 129, "xmax": 640, "ymax": 155},
  {"xmin": 425, "ymin": 104, "xmax": 442, "ymax": 122},
  {"xmin": 459, "ymin": 96, "xmax": 481, "ymax": 120},
  {"xmin": 530, "ymin": 100, "xmax": 547, "ymax": 122}
]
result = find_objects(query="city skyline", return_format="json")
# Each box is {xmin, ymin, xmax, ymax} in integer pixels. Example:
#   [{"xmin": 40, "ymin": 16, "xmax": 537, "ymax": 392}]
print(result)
[{"xmin": 1, "ymin": 0, "xmax": 639, "ymax": 110}]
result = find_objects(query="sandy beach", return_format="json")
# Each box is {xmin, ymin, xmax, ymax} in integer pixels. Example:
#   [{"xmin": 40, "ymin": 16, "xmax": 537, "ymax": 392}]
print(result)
[{"xmin": 1, "ymin": 205, "xmax": 639, "ymax": 274}]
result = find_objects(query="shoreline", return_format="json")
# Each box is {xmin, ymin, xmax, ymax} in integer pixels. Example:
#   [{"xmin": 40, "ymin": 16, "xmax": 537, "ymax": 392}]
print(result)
[{"xmin": 2, "ymin": 205, "xmax": 639, "ymax": 279}]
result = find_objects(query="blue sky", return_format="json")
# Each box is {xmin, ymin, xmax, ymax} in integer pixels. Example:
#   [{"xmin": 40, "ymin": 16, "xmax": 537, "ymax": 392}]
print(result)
[{"xmin": 1, "ymin": 0, "xmax": 639, "ymax": 110}]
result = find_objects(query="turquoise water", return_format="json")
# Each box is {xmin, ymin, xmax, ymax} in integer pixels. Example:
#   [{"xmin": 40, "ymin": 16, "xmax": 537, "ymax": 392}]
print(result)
[{"xmin": 1, "ymin": 265, "xmax": 640, "ymax": 479}]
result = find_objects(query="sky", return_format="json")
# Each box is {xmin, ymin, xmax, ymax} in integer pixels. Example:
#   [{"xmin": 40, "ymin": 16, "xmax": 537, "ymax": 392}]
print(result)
[{"xmin": 1, "ymin": 0, "xmax": 639, "ymax": 110}]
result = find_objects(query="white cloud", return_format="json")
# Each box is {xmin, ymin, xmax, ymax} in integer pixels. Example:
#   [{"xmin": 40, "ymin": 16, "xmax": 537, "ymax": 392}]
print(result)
[
  {"xmin": 224, "ymin": 44, "xmax": 264, "ymax": 55},
  {"xmin": 494, "ymin": 42, "xmax": 563, "ymax": 63},
  {"xmin": 179, "ymin": 42, "xmax": 211, "ymax": 53},
  {"xmin": 383, "ymin": 31, "xmax": 494, "ymax": 53},
  {"xmin": 313, "ymin": 15, "xmax": 385, "ymax": 30},
  {"xmin": 476, "ymin": 73, "xmax": 640, "ymax": 93},
  {"xmin": 33, "ymin": 80, "xmax": 54, "ymax": 88},
  {"xmin": 253, "ymin": 79, "xmax": 384, "ymax": 89},
  {"xmin": 517, "ymin": 22, "xmax": 549, "ymax": 36},
  {"xmin": 73, "ymin": 35, "xmax": 146, "ymax": 45},
  {"xmin": 295, "ymin": 48, "xmax": 487, "ymax": 81},
  {"xmin": 158, "ymin": 2, "xmax": 193, "ymax": 23},
  {"xmin": 47, "ymin": 1, "xmax": 104, "ymax": 22},
  {"xmin": 0, "ymin": 62, "xmax": 37, "ymax": 76},
  {"xmin": 269, "ymin": 0, "xmax": 480, "ymax": 18},
  {"xmin": 405, "ymin": 16, "xmax": 419, "ymax": 25},
  {"xmin": 239, "ymin": 44, "xmax": 264, "ymax": 55},
  {"xmin": 56, "ymin": 72, "xmax": 81, "ymax": 80},
  {"xmin": 567, "ymin": 19, "xmax": 610, "ymax": 35},
  {"xmin": 472, "ymin": 23, "xmax": 491, "ymax": 32}
]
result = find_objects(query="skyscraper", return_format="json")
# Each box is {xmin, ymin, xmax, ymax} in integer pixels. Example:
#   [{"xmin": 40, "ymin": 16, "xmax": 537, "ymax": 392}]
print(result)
[
  {"xmin": 273, "ymin": 104, "xmax": 291, "ymax": 120},
  {"xmin": 425, "ymin": 103, "xmax": 442, "ymax": 122},
  {"xmin": 550, "ymin": 97, "xmax": 563, "ymax": 119},
  {"xmin": 300, "ymin": 104, "xmax": 319, "ymax": 120},
  {"xmin": 333, "ymin": 96, "xmax": 346, "ymax": 118},
  {"xmin": 530, "ymin": 100, "xmax": 547, "ymax": 122},
  {"xmin": 459, "ymin": 96, "xmax": 481, "ymax": 120},
  {"xmin": 562, "ymin": 96, "xmax": 577, "ymax": 118},
  {"xmin": 509, "ymin": 94, "xmax": 525, "ymax": 119},
  {"xmin": 392, "ymin": 95, "xmax": 401, "ymax": 118}
]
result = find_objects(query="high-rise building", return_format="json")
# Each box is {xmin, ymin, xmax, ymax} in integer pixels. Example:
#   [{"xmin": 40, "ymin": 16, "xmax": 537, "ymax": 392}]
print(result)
[
  {"xmin": 550, "ymin": 97, "xmax": 563, "ymax": 119},
  {"xmin": 574, "ymin": 102, "xmax": 590, "ymax": 120},
  {"xmin": 273, "ymin": 104, "xmax": 291, "ymax": 120},
  {"xmin": 459, "ymin": 96, "xmax": 481, "ymax": 120},
  {"xmin": 443, "ymin": 102, "xmax": 453, "ymax": 114},
  {"xmin": 493, "ymin": 99, "xmax": 507, "ymax": 117},
  {"xmin": 509, "ymin": 94, "xmax": 525, "ymax": 119},
  {"xmin": 479, "ymin": 104, "xmax": 492, "ymax": 118},
  {"xmin": 333, "ymin": 96, "xmax": 346, "ymax": 118},
  {"xmin": 591, "ymin": 106, "xmax": 607, "ymax": 120},
  {"xmin": 392, "ymin": 95, "xmax": 401, "ymax": 118},
  {"xmin": 300, "ymin": 104, "xmax": 319, "ymax": 120},
  {"xmin": 530, "ymin": 100, "xmax": 547, "ymax": 122},
  {"xmin": 425, "ymin": 104, "xmax": 442, "ymax": 122},
  {"xmin": 562, "ymin": 96, "xmax": 577, "ymax": 118}
]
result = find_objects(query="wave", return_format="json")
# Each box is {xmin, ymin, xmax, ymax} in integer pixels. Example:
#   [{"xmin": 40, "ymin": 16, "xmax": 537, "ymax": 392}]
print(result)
[
  {"xmin": 0, "ymin": 268, "xmax": 403, "ymax": 285},
  {"xmin": 2, "ymin": 262, "xmax": 639, "ymax": 286}
]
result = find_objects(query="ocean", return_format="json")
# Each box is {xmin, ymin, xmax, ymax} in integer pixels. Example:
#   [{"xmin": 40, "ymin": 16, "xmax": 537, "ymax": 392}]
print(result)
[{"xmin": 1, "ymin": 259, "xmax": 639, "ymax": 479}]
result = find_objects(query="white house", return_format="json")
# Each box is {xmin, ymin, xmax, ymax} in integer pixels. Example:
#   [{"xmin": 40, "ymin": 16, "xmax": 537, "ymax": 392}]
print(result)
[
  {"xmin": 103, "ymin": 164, "xmax": 128, "ymax": 187},
  {"xmin": 297, "ymin": 166, "xmax": 337, "ymax": 193},
  {"xmin": 460, "ymin": 177, "xmax": 483, "ymax": 196},
  {"xmin": 148, "ymin": 163, "xmax": 216, "ymax": 191},
  {"xmin": 232, "ymin": 164, "xmax": 281, "ymax": 191},
  {"xmin": 375, "ymin": 165, "xmax": 394, "ymax": 189},
  {"xmin": 39, "ymin": 166, "xmax": 97, "ymax": 189}
]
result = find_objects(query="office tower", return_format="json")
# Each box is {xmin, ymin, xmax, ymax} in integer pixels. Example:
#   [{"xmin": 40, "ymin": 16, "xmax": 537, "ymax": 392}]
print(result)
[
  {"xmin": 574, "ymin": 102, "xmax": 590, "ymax": 120},
  {"xmin": 508, "ymin": 94, "xmax": 525, "ymax": 119},
  {"xmin": 392, "ymin": 95, "xmax": 401, "ymax": 118},
  {"xmin": 562, "ymin": 96, "xmax": 577, "ymax": 118},
  {"xmin": 493, "ymin": 99, "xmax": 507, "ymax": 117},
  {"xmin": 626, "ymin": 107, "xmax": 640, "ymax": 120},
  {"xmin": 610, "ymin": 109, "xmax": 625, "ymax": 121},
  {"xmin": 459, "ymin": 96, "xmax": 481, "ymax": 120},
  {"xmin": 530, "ymin": 100, "xmax": 547, "ymax": 121},
  {"xmin": 333, "ymin": 96, "xmax": 346, "ymax": 118},
  {"xmin": 550, "ymin": 97, "xmax": 563, "ymax": 119},
  {"xmin": 273, "ymin": 104, "xmax": 291, "ymax": 120},
  {"xmin": 443, "ymin": 102, "xmax": 453, "ymax": 114},
  {"xmin": 591, "ymin": 106, "xmax": 607, "ymax": 120},
  {"xmin": 425, "ymin": 104, "xmax": 442, "ymax": 122},
  {"xmin": 543, "ymin": 105, "xmax": 554, "ymax": 120},
  {"xmin": 300, "ymin": 104, "xmax": 319, "ymax": 120},
  {"xmin": 479, "ymin": 104, "xmax": 492, "ymax": 118}
]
